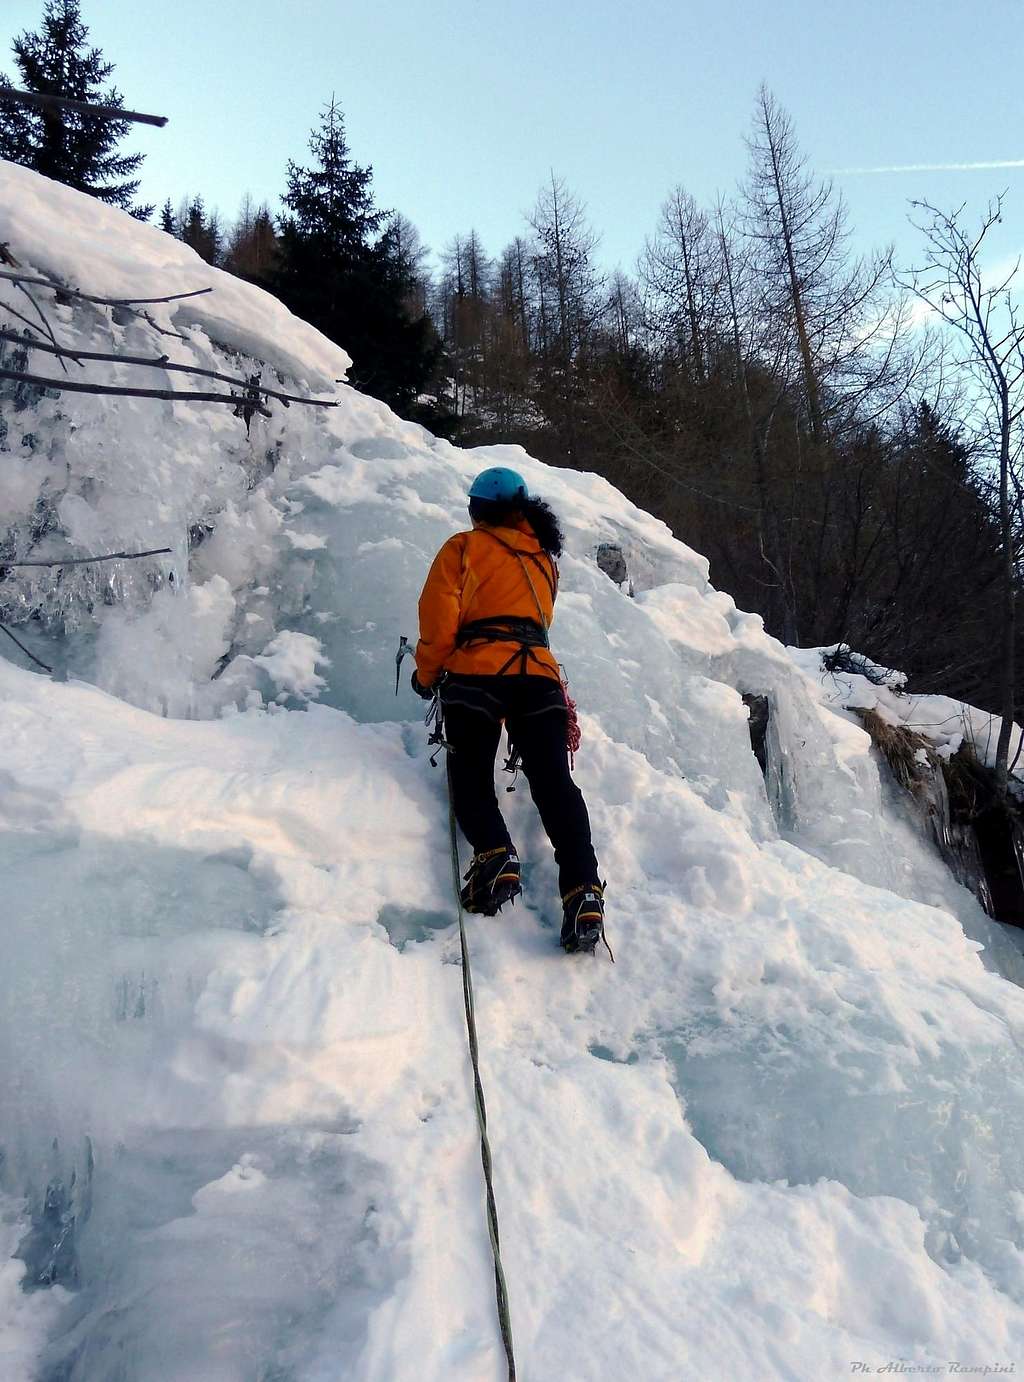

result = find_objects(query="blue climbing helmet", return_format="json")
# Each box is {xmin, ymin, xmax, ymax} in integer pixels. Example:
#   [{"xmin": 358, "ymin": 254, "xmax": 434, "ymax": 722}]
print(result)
[{"xmin": 468, "ymin": 467, "xmax": 528, "ymax": 505}]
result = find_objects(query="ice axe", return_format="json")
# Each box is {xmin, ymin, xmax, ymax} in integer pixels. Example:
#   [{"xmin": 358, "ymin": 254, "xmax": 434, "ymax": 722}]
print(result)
[{"xmin": 395, "ymin": 635, "xmax": 412, "ymax": 695}]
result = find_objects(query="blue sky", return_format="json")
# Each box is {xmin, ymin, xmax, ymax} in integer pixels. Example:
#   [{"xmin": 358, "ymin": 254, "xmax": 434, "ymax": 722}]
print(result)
[{"xmin": 3, "ymin": 0, "xmax": 1022, "ymax": 275}]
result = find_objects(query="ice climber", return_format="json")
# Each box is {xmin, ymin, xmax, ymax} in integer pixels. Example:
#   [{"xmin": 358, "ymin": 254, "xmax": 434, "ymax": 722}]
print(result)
[{"xmin": 412, "ymin": 466, "xmax": 607, "ymax": 955}]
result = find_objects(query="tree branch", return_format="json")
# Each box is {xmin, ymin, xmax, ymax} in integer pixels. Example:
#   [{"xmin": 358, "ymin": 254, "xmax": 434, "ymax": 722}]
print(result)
[
  {"xmin": 15, "ymin": 280, "xmax": 74, "ymax": 373},
  {"xmin": 0, "ymin": 267, "xmax": 212, "ymax": 307},
  {"xmin": 0, "ymin": 622, "xmax": 53, "ymax": 674},
  {"xmin": 0, "ymin": 366, "xmax": 272, "ymax": 414},
  {"xmin": 0, "ymin": 328, "xmax": 338, "ymax": 408},
  {"xmin": 0, "ymin": 297, "xmax": 74, "ymax": 357},
  {"xmin": 0, "ymin": 87, "xmax": 168, "ymax": 127},
  {"xmin": 2, "ymin": 546, "xmax": 172, "ymax": 568},
  {"xmin": 138, "ymin": 311, "xmax": 188, "ymax": 342}
]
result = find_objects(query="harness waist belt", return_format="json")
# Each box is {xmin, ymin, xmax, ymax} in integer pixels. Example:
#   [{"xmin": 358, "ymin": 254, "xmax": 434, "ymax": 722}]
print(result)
[
  {"xmin": 455, "ymin": 616, "xmax": 551, "ymax": 677},
  {"xmin": 455, "ymin": 616, "xmax": 550, "ymax": 651}
]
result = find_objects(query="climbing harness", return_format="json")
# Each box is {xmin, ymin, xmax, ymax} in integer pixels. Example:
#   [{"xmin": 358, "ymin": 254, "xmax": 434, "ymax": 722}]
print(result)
[
  {"xmin": 458, "ymin": 529, "xmax": 558, "ymax": 677},
  {"xmin": 463, "ymin": 531, "xmax": 584, "ymax": 768},
  {"xmin": 455, "ymin": 614, "xmax": 551, "ymax": 676}
]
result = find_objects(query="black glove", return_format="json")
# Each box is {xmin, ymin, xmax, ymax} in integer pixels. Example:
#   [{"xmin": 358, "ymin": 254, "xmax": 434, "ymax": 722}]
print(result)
[{"xmin": 410, "ymin": 669, "xmax": 434, "ymax": 700}]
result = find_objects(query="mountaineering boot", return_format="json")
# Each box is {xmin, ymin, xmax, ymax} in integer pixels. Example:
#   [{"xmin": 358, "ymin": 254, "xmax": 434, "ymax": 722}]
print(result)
[
  {"xmin": 461, "ymin": 846, "xmax": 522, "ymax": 916},
  {"xmin": 560, "ymin": 883, "xmax": 607, "ymax": 955}
]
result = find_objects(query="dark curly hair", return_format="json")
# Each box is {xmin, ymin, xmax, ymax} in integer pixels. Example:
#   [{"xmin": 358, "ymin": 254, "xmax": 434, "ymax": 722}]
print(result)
[{"xmin": 468, "ymin": 494, "xmax": 564, "ymax": 556}]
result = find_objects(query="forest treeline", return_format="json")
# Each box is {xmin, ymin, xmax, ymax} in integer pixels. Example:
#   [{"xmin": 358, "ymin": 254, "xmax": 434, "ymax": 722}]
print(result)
[{"xmin": 2, "ymin": 0, "xmax": 1022, "ymax": 741}]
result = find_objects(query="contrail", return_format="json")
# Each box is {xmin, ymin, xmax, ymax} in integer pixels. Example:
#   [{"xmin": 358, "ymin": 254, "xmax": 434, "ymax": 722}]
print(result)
[{"xmin": 834, "ymin": 159, "xmax": 1024, "ymax": 175}]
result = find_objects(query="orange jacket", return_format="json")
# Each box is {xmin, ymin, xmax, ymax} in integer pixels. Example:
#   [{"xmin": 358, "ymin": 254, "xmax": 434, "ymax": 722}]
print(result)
[{"xmin": 415, "ymin": 519, "xmax": 561, "ymax": 686}]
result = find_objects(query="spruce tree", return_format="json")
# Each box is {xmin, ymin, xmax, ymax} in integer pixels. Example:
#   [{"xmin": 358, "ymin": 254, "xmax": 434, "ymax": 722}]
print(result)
[
  {"xmin": 0, "ymin": 0, "xmax": 151, "ymax": 218},
  {"xmin": 159, "ymin": 198, "xmax": 176, "ymax": 235},
  {"xmin": 272, "ymin": 98, "xmax": 438, "ymax": 414}
]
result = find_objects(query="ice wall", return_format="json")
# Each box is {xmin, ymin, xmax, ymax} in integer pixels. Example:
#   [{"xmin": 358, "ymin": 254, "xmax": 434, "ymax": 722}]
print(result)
[{"xmin": 4, "ymin": 164, "xmax": 1024, "ymax": 1381}]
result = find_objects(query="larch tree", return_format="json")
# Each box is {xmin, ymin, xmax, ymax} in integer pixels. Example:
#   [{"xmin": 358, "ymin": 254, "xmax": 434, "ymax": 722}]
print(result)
[
  {"xmin": 739, "ymin": 88, "xmax": 926, "ymax": 644},
  {"xmin": 741, "ymin": 86, "xmax": 902, "ymax": 444},
  {"xmin": 529, "ymin": 172, "xmax": 604, "ymax": 459},
  {"xmin": 224, "ymin": 193, "xmax": 279, "ymax": 282},
  {"xmin": 438, "ymin": 231, "xmax": 492, "ymax": 417},
  {"xmin": 497, "ymin": 237, "xmax": 532, "ymax": 357},
  {"xmin": 714, "ymin": 197, "xmax": 800, "ymax": 641},
  {"xmin": 484, "ymin": 238, "xmax": 534, "ymax": 433},
  {"xmin": 641, "ymin": 187, "xmax": 723, "ymax": 382}
]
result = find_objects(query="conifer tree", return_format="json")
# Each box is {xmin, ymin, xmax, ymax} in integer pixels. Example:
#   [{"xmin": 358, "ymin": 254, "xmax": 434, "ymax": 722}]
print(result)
[
  {"xmin": 158, "ymin": 198, "xmax": 177, "ymax": 235},
  {"xmin": 0, "ymin": 0, "xmax": 151, "ymax": 218},
  {"xmin": 272, "ymin": 98, "xmax": 438, "ymax": 414},
  {"xmin": 178, "ymin": 195, "xmax": 221, "ymax": 265}
]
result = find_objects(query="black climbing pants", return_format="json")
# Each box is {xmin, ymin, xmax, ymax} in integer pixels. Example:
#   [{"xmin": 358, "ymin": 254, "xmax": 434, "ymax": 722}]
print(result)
[{"xmin": 441, "ymin": 673, "xmax": 599, "ymax": 898}]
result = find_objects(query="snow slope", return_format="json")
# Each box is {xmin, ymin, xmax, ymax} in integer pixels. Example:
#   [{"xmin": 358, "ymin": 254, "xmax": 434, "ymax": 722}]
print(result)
[{"xmin": 4, "ymin": 164, "xmax": 1024, "ymax": 1381}]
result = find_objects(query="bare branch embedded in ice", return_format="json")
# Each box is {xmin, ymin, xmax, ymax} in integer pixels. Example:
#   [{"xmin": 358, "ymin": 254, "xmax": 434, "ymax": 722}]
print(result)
[
  {"xmin": 137, "ymin": 311, "xmax": 189, "ymax": 342},
  {"xmin": 13, "ymin": 279, "xmax": 74, "ymax": 374},
  {"xmin": 0, "ymin": 267, "xmax": 211, "ymax": 308},
  {"xmin": 0, "ymin": 365, "xmax": 273, "ymax": 416},
  {"xmin": 0, "ymin": 328, "xmax": 338, "ymax": 409},
  {"xmin": 1, "ymin": 547, "xmax": 173, "ymax": 569},
  {"xmin": 0, "ymin": 622, "xmax": 53, "ymax": 674}
]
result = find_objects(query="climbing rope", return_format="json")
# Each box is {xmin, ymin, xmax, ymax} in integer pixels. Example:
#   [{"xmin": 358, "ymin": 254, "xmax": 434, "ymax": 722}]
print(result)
[
  {"xmin": 444, "ymin": 746, "xmax": 518, "ymax": 1382},
  {"xmin": 396, "ymin": 645, "xmax": 515, "ymax": 1376}
]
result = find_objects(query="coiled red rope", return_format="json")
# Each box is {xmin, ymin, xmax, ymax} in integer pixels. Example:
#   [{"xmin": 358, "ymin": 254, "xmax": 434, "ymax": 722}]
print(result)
[{"xmin": 560, "ymin": 668, "xmax": 582, "ymax": 768}]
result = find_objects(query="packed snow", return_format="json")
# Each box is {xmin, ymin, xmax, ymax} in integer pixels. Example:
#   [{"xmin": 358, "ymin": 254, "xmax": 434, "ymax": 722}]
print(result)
[
  {"xmin": 3, "ymin": 163, "xmax": 1024, "ymax": 1381},
  {"xmin": 0, "ymin": 160, "xmax": 350, "ymax": 390}
]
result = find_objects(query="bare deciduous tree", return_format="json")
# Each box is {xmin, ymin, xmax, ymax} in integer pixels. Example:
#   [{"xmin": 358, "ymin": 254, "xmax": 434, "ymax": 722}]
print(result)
[
  {"xmin": 436, "ymin": 230, "xmax": 491, "ymax": 417},
  {"xmin": 900, "ymin": 196, "xmax": 1024, "ymax": 791},
  {"xmin": 224, "ymin": 193, "xmax": 279, "ymax": 281},
  {"xmin": 529, "ymin": 173, "xmax": 604, "ymax": 458},
  {"xmin": 742, "ymin": 85, "xmax": 906, "ymax": 443},
  {"xmin": 641, "ymin": 187, "xmax": 723, "ymax": 381},
  {"xmin": 713, "ymin": 199, "xmax": 798, "ymax": 639}
]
